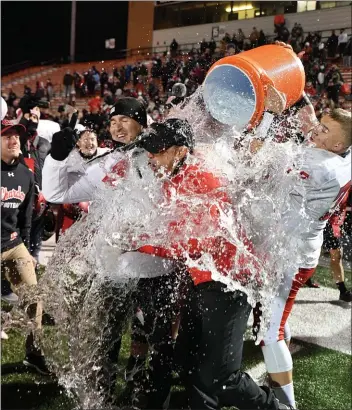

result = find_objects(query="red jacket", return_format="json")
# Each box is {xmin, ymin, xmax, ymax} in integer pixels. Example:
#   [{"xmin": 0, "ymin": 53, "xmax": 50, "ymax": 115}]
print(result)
[
  {"xmin": 138, "ymin": 161, "xmax": 261, "ymax": 286},
  {"xmin": 56, "ymin": 202, "xmax": 89, "ymax": 241}
]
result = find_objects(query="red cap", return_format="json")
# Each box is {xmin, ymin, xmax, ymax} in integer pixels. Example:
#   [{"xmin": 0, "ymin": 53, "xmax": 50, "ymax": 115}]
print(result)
[{"xmin": 1, "ymin": 120, "xmax": 26, "ymax": 136}]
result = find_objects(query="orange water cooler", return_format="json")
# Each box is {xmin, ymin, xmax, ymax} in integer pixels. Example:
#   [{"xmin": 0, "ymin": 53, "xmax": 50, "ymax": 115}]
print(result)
[{"xmin": 203, "ymin": 44, "xmax": 305, "ymax": 130}]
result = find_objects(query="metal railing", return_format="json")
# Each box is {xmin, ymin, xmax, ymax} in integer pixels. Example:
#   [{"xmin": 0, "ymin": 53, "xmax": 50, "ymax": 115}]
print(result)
[
  {"xmin": 75, "ymin": 26, "xmax": 352, "ymax": 62},
  {"xmin": 2, "ymin": 27, "xmax": 351, "ymax": 80}
]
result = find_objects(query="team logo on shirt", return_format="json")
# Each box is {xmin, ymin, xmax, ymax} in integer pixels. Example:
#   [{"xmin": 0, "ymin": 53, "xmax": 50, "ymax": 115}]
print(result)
[{"xmin": 1, "ymin": 186, "xmax": 26, "ymax": 202}]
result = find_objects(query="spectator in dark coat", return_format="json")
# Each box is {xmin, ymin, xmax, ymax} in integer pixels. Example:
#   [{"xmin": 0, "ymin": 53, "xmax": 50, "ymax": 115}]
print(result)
[
  {"xmin": 170, "ymin": 38, "xmax": 179, "ymax": 58},
  {"xmin": 63, "ymin": 71, "xmax": 74, "ymax": 98},
  {"xmin": 249, "ymin": 27, "xmax": 259, "ymax": 48},
  {"xmin": 7, "ymin": 88, "xmax": 17, "ymax": 107},
  {"xmin": 100, "ymin": 69, "xmax": 109, "ymax": 97},
  {"xmin": 343, "ymin": 36, "xmax": 352, "ymax": 67},
  {"xmin": 34, "ymin": 82, "xmax": 45, "ymax": 100},
  {"xmin": 325, "ymin": 64, "xmax": 344, "ymax": 108},
  {"xmin": 209, "ymin": 38, "xmax": 217, "ymax": 54},
  {"xmin": 200, "ymin": 39, "xmax": 208, "ymax": 54},
  {"xmin": 86, "ymin": 70, "xmax": 96, "ymax": 96},
  {"xmin": 326, "ymin": 30, "xmax": 338, "ymax": 58},
  {"xmin": 237, "ymin": 29, "xmax": 245, "ymax": 50},
  {"xmin": 258, "ymin": 30, "xmax": 267, "ymax": 46}
]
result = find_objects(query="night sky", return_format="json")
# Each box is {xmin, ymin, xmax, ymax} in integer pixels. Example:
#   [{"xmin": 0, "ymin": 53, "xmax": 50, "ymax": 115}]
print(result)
[{"xmin": 1, "ymin": 1, "xmax": 128, "ymax": 67}]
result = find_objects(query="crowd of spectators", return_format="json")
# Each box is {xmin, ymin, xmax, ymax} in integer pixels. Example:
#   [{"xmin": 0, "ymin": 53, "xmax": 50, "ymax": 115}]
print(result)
[
  {"xmin": 2, "ymin": 51, "xmax": 218, "ymax": 146},
  {"xmin": 2, "ymin": 21, "xmax": 351, "ymax": 149},
  {"xmin": 298, "ymin": 29, "xmax": 352, "ymax": 109},
  {"xmin": 189, "ymin": 22, "xmax": 351, "ymax": 109}
]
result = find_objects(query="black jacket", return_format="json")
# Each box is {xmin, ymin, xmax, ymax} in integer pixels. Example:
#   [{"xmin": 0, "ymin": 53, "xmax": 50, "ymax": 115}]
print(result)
[
  {"xmin": 20, "ymin": 132, "xmax": 51, "ymax": 191},
  {"xmin": 63, "ymin": 74, "xmax": 74, "ymax": 86},
  {"xmin": 327, "ymin": 34, "xmax": 338, "ymax": 50},
  {"xmin": 1, "ymin": 159, "xmax": 34, "ymax": 251}
]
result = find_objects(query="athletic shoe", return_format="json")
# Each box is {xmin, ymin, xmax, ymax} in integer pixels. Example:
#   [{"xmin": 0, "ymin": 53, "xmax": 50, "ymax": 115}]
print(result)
[
  {"xmin": 1, "ymin": 330, "xmax": 9, "ymax": 340},
  {"xmin": 278, "ymin": 403, "xmax": 298, "ymax": 409},
  {"xmin": 305, "ymin": 278, "xmax": 320, "ymax": 288},
  {"xmin": 2, "ymin": 292, "xmax": 19, "ymax": 305},
  {"xmin": 23, "ymin": 353, "xmax": 51, "ymax": 375},
  {"xmin": 339, "ymin": 290, "xmax": 352, "ymax": 302}
]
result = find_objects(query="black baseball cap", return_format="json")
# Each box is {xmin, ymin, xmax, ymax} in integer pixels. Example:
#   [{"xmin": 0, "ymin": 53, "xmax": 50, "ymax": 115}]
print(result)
[{"xmin": 136, "ymin": 118, "xmax": 194, "ymax": 154}]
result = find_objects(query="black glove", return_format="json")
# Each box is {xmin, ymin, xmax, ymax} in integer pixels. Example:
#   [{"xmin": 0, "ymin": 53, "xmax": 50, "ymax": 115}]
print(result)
[
  {"xmin": 50, "ymin": 127, "xmax": 79, "ymax": 161},
  {"xmin": 19, "ymin": 95, "xmax": 36, "ymax": 114},
  {"xmin": 50, "ymin": 112, "xmax": 79, "ymax": 161},
  {"xmin": 19, "ymin": 117, "xmax": 38, "ymax": 139}
]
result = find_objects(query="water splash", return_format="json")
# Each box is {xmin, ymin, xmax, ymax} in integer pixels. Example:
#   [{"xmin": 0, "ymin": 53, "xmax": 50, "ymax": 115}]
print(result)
[{"xmin": 7, "ymin": 88, "xmax": 314, "ymax": 409}]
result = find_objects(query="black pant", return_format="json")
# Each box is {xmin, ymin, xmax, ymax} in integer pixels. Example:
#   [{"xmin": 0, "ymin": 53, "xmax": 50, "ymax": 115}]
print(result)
[
  {"xmin": 339, "ymin": 42, "xmax": 347, "ymax": 56},
  {"xmin": 131, "ymin": 274, "xmax": 182, "ymax": 344},
  {"xmin": 328, "ymin": 46, "xmax": 337, "ymax": 58},
  {"xmin": 327, "ymin": 84, "xmax": 341, "ymax": 105},
  {"xmin": 1, "ymin": 279, "xmax": 12, "ymax": 295},
  {"xmin": 176, "ymin": 282, "xmax": 279, "ymax": 410},
  {"xmin": 93, "ymin": 280, "xmax": 136, "ymax": 402},
  {"xmin": 132, "ymin": 271, "xmax": 189, "ymax": 409},
  {"xmin": 30, "ymin": 215, "xmax": 46, "ymax": 261}
]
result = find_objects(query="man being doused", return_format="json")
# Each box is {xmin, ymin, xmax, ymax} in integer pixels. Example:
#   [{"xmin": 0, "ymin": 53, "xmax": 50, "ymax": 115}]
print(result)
[{"xmin": 129, "ymin": 118, "xmax": 294, "ymax": 410}]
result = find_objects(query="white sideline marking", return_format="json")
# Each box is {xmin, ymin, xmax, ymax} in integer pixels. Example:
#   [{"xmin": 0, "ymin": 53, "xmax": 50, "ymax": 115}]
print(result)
[{"xmin": 291, "ymin": 287, "xmax": 351, "ymax": 355}]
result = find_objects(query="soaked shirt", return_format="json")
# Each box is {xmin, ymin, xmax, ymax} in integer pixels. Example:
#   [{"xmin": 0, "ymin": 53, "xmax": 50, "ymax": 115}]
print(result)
[
  {"xmin": 284, "ymin": 147, "xmax": 351, "ymax": 268},
  {"xmin": 42, "ymin": 149, "xmax": 174, "ymax": 279}
]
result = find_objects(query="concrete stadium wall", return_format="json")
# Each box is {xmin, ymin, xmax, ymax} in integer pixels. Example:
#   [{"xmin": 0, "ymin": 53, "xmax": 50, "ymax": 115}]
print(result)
[{"xmin": 153, "ymin": 6, "xmax": 352, "ymax": 47}]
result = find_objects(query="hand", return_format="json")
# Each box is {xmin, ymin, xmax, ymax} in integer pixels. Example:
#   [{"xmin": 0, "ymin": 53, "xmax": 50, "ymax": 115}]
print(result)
[
  {"xmin": 274, "ymin": 40, "xmax": 293, "ymax": 51},
  {"xmin": 50, "ymin": 127, "xmax": 79, "ymax": 161},
  {"xmin": 297, "ymin": 50, "xmax": 305, "ymax": 60},
  {"xmin": 264, "ymin": 84, "xmax": 287, "ymax": 114},
  {"xmin": 249, "ymin": 139, "xmax": 264, "ymax": 155},
  {"xmin": 295, "ymin": 92, "xmax": 319, "ymax": 135},
  {"xmin": 166, "ymin": 96, "xmax": 176, "ymax": 105},
  {"xmin": 30, "ymin": 106, "xmax": 41, "ymax": 121}
]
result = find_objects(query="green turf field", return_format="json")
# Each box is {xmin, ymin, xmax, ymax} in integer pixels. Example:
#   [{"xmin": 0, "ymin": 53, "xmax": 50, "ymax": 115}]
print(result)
[
  {"xmin": 2, "ymin": 266, "xmax": 351, "ymax": 410},
  {"xmin": 313, "ymin": 265, "xmax": 352, "ymax": 289},
  {"xmin": 2, "ymin": 330, "xmax": 351, "ymax": 410}
]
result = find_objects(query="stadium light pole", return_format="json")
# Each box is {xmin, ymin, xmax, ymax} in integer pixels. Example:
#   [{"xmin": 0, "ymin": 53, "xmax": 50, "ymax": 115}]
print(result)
[{"xmin": 70, "ymin": 0, "xmax": 76, "ymax": 63}]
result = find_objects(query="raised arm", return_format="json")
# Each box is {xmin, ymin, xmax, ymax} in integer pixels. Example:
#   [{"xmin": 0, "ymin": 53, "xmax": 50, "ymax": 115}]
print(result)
[{"xmin": 42, "ymin": 113, "xmax": 125, "ymax": 203}]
